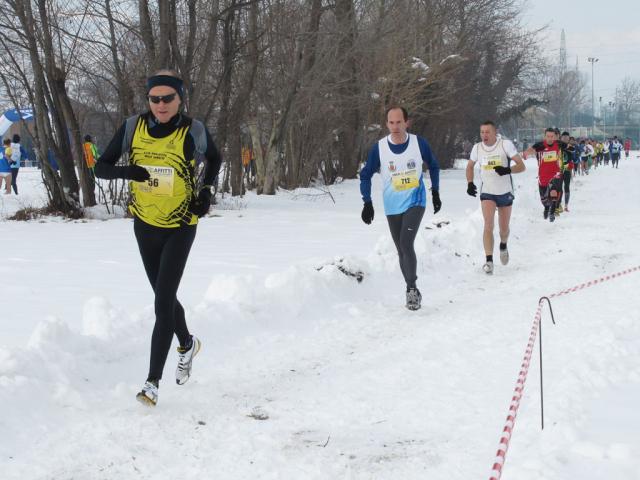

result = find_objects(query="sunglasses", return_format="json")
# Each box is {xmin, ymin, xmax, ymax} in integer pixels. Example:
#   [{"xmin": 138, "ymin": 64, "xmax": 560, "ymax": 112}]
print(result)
[{"xmin": 148, "ymin": 93, "xmax": 177, "ymax": 104}]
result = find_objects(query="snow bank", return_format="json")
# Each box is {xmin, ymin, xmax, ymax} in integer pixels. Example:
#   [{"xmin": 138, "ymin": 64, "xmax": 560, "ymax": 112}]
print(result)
[{"xmin": 2, "ymin": 157, "xmax": 640, "ymax": 479}]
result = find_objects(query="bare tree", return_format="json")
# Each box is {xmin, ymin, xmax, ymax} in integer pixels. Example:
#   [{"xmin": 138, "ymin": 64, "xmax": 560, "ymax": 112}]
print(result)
[
  {"xmin": 0, "ymin": 0, "xmax": 551, "ymax": 213},
  {"xmin": 615, "ymin": 77, "xmax": 640, "ymax": 124}
]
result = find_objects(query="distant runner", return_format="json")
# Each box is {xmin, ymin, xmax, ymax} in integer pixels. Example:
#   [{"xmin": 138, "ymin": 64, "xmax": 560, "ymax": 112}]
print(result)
[{"xmin": 525, "ymin": 128, "xmax": 571, "ymax": 222}]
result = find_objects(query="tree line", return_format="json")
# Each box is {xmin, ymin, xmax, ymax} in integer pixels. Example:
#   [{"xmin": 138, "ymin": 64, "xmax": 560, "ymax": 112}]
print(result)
[{"xmin": 0, "ymin": 0, "xmax": 548, "ymax": 214}]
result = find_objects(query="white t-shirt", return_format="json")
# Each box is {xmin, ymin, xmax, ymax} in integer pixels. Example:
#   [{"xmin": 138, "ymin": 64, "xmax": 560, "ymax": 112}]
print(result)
[{"xmin": 469, "ymin": 138, "xmax": 518, "ymax": 195}]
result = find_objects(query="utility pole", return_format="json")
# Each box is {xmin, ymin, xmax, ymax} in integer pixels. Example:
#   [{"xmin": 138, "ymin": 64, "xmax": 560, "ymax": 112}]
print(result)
[
  {"xmin": 587, "ymin": 57, "xmax": 599, "ymax": 138},
  {"xmin": 609, "ymin": 101, "xmax": 617, "ymax": 138},
  {"xmin": 600, "ymin": 97, "xmax": 607, "ymax": 143}
]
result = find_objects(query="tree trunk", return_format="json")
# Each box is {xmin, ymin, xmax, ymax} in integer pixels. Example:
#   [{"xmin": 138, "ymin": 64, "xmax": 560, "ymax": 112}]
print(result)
[
  {"xmin": 215, "ymin": 4, "xmax": 236, "ymax": 193},
  {"xmin": 228, "ymin": 130, "xmax": 242, "ymax": 196},
  {"xmin": 12, "ymin": 0, "xmax": 73, "ymax": 211},
  {"xmin": 138, "ymin": 0, "xmax": 156, "ymax": 72},
  {"xmin": 261, "ymin": 0, "xmax": 323, "ymax": 194},
  {"xmin": 248, "ymin": 119, "xmax": 265, "ymax": 194},
  {"xmin": 157, "ymin": 0, "xmax": 171, "ymax": 69},
  {"xmin": 189, "ymin": 1, "xmax": 220, "ymax": 119},
  {"xmin": 105, "ymin": 0, "xmax": 134, "ymax": 118},
  {"xmin": 334, "ymin": 0, "xmax": 360, "ymax": 179},
  {"xmin": 229, "ymin": 0, "xmax": 260, "ymax": 196},
  {"xmin": 36, "ymin": 0, "xmax": 83, "ymax": 205}
]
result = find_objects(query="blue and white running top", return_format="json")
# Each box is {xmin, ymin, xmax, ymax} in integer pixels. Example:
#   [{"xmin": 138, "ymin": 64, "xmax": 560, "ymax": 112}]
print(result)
[{"xmin": 360, "ymin": 133, "xmax": 440, "ymax": 215}]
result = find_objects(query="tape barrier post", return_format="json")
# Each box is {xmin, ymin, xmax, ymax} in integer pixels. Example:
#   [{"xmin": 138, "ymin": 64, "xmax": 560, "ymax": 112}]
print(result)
[
  {"xmin": 488, "ymin": 265, "xmax": 640, "ymax": 480},
  {"xmin": 489, "ymin": 302, "xmax": 547, "ymax": 480},
  {"xmin": 538, "ymin": 297, "xmax": 556, "ymax": 431}
]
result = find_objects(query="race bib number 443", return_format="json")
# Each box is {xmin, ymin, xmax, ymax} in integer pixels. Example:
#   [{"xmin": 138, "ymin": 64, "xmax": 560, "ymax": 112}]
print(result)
[
  {"xmin": 391, "ymin": 170, "xmax": 419, "ymax": 191},
  {"xmin": 138, "ymin": 165, "xmax": 175, "ymax": 196},
  {"xmin": 481, "ymin": 154, "xmax": 502, "ymax": 170}
]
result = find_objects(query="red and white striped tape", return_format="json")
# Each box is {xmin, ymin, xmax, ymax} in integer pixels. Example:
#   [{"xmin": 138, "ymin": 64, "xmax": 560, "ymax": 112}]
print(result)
[
  {"xmin": 489, "ymin": 265, "xmax": 640, "ymax": 480},
  {"xmin": 549, "ymin": 266, "xmax": 640, "ymax": 299},
  {"xmin": 489, "ymin": 303, "xmax": 542, "ymax": 480}
]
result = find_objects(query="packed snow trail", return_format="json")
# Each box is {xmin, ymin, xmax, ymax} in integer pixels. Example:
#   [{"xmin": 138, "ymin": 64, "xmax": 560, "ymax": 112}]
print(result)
[{"xmin": 1, "ymin": 157, "xmax": 639, "ymax": 479}]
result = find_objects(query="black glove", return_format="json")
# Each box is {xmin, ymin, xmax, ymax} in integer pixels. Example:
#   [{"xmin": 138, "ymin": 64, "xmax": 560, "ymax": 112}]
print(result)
[
  {"xmin": 432, "ymin": 190, "xmax": 441, "ymax": 214},
  {"xmin": 190, "ymin": 188, "xmax": 212, "ymax": 218},
  {"xmin": 467, "ymin": 182, "xmax": 477, "ymax": 197},
  {"xmin": 493, "ymin": 165, "xmax": 512, "ymax": 176},
  {"xmin": 127, "ymin": 165, "xmax": 151, "ymax": 182},
  {"xmin": 361, "ymin": 201, "xmax": 374, "ymax": 224}
]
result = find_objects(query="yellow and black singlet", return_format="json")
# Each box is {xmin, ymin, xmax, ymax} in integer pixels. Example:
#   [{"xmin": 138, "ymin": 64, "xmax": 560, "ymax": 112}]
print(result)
[
  {"xmin": 129, "ymin": 117, "xmax": 196, "ymax": 227},
  {"xmin": 94, "ymin": 112, "xmax": 222, "ymax": 229}
]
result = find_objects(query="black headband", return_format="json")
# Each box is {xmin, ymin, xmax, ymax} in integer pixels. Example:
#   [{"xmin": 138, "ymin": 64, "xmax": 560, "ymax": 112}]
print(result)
[{"xmin": 146, "ymin": 75, "xmax": 184, "ymax": 99}]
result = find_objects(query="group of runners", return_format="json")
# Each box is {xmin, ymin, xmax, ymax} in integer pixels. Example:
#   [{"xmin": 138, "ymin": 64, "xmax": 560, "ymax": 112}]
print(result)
[
  {"xmin": 563, "ymin": 135, "xmax": 629, "ymax": 175},
  {"xmin": 360, "ymin": 112, "xmax": 632, "ymax": 306},
  {"xmin": 92, "ymin": 71, "xmax": 630, "ymax": 406}
]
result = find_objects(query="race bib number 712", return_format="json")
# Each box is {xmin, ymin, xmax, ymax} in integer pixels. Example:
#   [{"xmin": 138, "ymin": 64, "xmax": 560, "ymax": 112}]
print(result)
[{"xmin": 391, "ymin": 170, "xmax": 419, "ymax": 191}]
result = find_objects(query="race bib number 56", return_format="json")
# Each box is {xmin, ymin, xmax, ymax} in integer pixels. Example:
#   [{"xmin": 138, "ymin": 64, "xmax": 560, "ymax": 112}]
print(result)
[{"xmin": 138, "ymin": 165, "xmax": 175, "ymax": 196}]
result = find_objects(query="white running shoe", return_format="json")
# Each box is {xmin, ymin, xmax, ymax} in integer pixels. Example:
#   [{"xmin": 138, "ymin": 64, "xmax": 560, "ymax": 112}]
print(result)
[
  {"xmin": 482, "ymin": 261, "xmax": 494, "ymax": 275},
  {"xmin": 136, "ymin": 380, "xmax": 158, "ymax": 406},
  {"xmin": 500, "ymin": 248, "xmax": 509, "ymax": 266},
  {"xmin": 176, "ymin": 336, "xmax": 201, "ymax": 385}
]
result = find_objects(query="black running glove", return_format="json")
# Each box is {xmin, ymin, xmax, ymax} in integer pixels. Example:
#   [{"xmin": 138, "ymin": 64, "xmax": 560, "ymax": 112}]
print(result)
[
  {"xmin": 432, "ymin": 190, "xmax": 441, "ymax": 214},
  {"xmin": 190, "ymin": 188, "xmax": 212, "ymax": 218},
  {"xmin": 127, "ymin": 165, "xmax": 151, "ymax": 182},
  {"xmin": 493, "ymin": 165, "xmax": 511, "ymax": 176},
  {"xmin": 94, "ymin": 163, "xmax": 150, "ymax": 181},
  {"xmin": 361, "ymin": 201, "xmax": 374, "ymax": 224},
  {"xmin": 467, "ymin": 182, "xmax": 477, "ymax": 197}
]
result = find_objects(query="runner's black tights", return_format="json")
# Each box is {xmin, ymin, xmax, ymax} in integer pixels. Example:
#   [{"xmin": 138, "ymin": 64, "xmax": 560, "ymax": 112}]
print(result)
[
  {"xmin": 134, "ymin": 218, "xmax": 196, "ymax": 382},
  {"xmin": 563, "ymin": 170, "xmax": 571, "ymax": 206},
  {"xmin": 386, "ymin": 206, "xmax": 425, "ymax": 289}
]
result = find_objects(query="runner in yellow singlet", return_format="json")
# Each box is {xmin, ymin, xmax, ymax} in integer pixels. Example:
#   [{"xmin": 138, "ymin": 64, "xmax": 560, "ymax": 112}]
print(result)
[{"xmin": 95, "ymin": 70, "xmax": 221, "ymax": 406}]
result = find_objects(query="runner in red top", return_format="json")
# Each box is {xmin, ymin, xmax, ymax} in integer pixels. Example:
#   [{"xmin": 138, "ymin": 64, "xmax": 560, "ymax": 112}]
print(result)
[
  {"xmin": 624, "ymin": 138, "xmax": 631, "ymax": 159},
  {"xmin": 525, "ymin": 127, "xmax": 572, "ymax": 222}
]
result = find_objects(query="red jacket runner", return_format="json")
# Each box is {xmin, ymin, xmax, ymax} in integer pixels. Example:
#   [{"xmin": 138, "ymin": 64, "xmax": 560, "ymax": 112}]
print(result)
[{"xmin": 532, "ymin": 140, "xmax": 567, "ymax": 187}]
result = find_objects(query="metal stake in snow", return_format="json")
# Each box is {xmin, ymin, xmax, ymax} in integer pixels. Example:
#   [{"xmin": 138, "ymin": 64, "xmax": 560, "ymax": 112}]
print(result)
[
  {"xmin": 489, "ymin": 302, "xmax": 544, "ymax": 480},
  {"xmin": 488, "ymin": 265, "xmax": 640, "ymax": 480},
  {"xmin": 538, "ymin": 297, "xmax": 556, "ymax": 431}
]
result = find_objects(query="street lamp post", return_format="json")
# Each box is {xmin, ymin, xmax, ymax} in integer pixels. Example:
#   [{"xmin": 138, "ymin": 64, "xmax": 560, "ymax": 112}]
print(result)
[
  {"xmin": 588, "ymin": 57, "xmax": 599, "ymax": 137},
  {"xmin": 609, "ymin": 101, "xmax": 616, "ymax": 138},
  {"xmin": 599, "ymin": 96, "xmax": 604, "ymax": 140}
]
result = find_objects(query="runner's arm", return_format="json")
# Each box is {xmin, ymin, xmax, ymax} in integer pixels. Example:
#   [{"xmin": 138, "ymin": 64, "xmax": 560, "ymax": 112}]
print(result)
[
  {"xmin": 359, "ymin": 145, "xmax": 380, "ymax": 202},
  {"xmin": 94, "ymin": 122, "xmax": 138, "ymax": 180},
  {"xmin": 465, "ymin": 160, "xmax": 475, "ymax": 182},
  {"xmin": 418, "ymin": 137, "xmax": 440, "ymax": 191},
  {"xmin": 191, "ymin": 122, "xmax": 222, "ymax": 188},
  {"xmin": 510, "ymin": 154, "xmax": 526, "ymax": 173},
  {"xmin": 503, "ymin": 140, "xmax": 525, "ymax": 173},
  {"xmin": 466, "ymin": 144, "xmax": 477, "ymax": 182},
  {"xmin": 524, "ymin": 141, "xmax": 544, "ymax": 158}
]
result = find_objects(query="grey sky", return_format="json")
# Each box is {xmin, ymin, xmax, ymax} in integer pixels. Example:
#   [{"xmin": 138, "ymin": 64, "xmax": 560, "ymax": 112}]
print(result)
[{"xmin": 523, "ymin": 0, "xmax": 640, "ymax": 104}]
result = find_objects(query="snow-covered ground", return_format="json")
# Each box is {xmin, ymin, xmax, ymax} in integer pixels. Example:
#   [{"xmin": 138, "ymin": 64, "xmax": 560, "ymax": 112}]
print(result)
[{"xmin": 1, "ymin": 156, "xmax": 639, "ymax": 479}]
